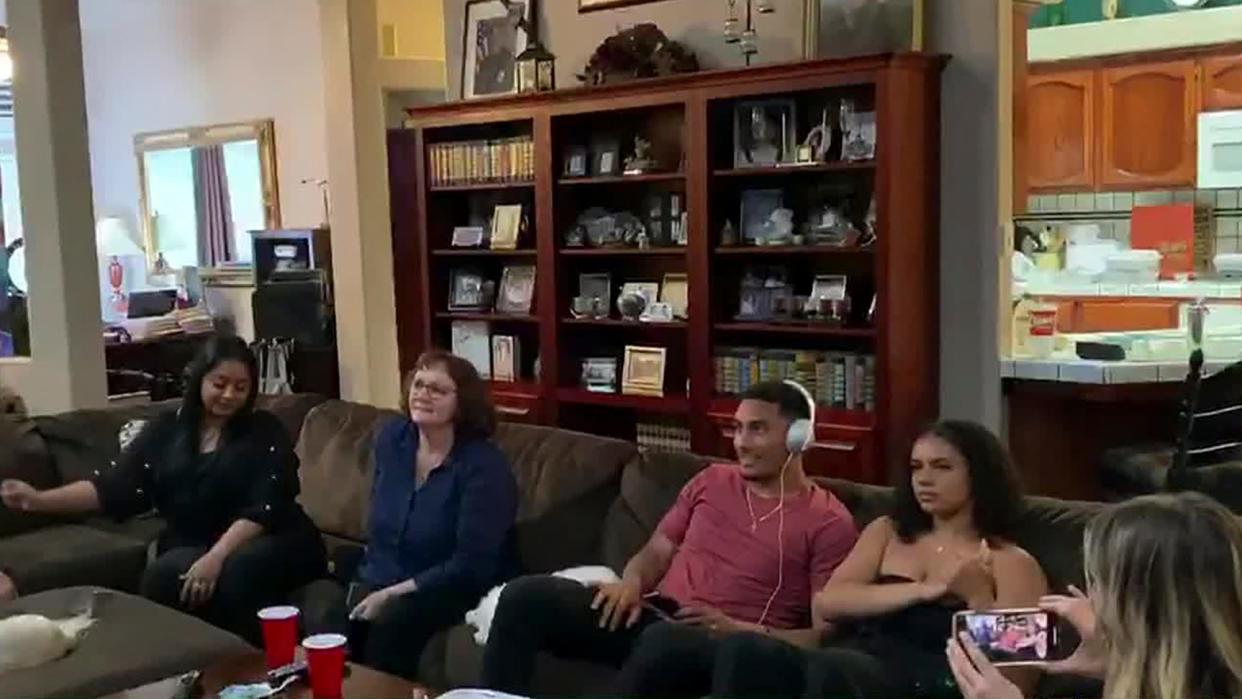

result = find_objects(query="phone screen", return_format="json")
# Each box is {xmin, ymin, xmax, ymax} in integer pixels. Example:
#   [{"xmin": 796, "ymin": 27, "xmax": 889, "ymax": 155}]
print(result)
[
  {"xmin": 642, "ymin": 592, "xmax": 681, "ymax": 620},
  {"xmin": 953, "ymin": 609, "xmax": 1062, "ymax": 666}
]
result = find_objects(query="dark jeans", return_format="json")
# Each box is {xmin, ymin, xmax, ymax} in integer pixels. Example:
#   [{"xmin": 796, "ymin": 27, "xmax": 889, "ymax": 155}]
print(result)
[
  {"xmin": 141, "ymin": 521, "xmax": 326, "ymax": 645},
  {"xmin": 712, "ymin": 632, "xmax": 960, "ymax": 699},
  {"xmin": 481, "ymin": 574, "xmax": 720, "ymax": 698},
  {"xmin": 305, "ymin": 578, "xmax": 479, "ymax": 682}
]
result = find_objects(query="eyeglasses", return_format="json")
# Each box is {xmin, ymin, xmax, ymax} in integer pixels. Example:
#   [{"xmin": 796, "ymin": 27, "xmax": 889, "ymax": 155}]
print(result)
[{"xmin": 410, "ymin": 378, "xmax": 456, "ymax": 399}]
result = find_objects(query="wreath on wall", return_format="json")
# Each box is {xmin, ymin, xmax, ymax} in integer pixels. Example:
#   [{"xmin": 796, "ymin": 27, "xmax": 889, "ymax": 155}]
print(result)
[{"xmin": 577, "ymin": 23, "xmax": 700, "ymax": 86}]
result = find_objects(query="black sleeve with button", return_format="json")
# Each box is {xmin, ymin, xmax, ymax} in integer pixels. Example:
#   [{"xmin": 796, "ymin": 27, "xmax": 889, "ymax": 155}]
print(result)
[
  {"xmin": 234, "ymin": 410, "xmax": 302, "ymax": 532},
  {"xmin": 90, "ymin": 411, "xmax": 174, "ymax": 520}
]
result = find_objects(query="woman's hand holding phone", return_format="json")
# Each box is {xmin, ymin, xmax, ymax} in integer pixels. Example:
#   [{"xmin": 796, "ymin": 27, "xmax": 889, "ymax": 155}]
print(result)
[{"xmin": 1039, "ymin": 585, "xmax": 1106, "ymax": 680}]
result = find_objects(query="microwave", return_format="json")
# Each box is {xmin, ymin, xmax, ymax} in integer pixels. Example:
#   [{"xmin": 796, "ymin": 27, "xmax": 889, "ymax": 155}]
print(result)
[{"xmin": 1199, "ymin": 110, "xmax": 1242, "ymax": 189}]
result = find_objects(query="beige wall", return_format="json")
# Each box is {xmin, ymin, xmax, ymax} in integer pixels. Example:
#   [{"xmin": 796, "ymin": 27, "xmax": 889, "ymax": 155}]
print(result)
[
  {"xmin": 443, "ymin": 0, "xmax": 806, "ymax": 99},
  {"xmin": 80, "ymin": 0, "xmax": 331, "ymax": 238},
  {"xmin": 379, "ymin": 0, "xmax": 446, "ymax": 60}
]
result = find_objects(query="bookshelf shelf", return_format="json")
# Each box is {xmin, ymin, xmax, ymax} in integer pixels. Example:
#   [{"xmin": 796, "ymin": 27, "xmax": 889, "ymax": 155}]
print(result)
[
  {"xmin": 714, "ymin": 322, "xmax": 876, "ymax": 338},
  {"xmin": 714, "ymin": 245, "xmax": 872, "ymax": 256},
  {"xmin": 429, "ymin": 181, "xmax": 535, "ymax": 193},
  {"xmin": 562, "ymin": 317, "xmax": 687, "ymax": 329},
  {"xmin": 434, "ymin": 312, "xmax": 540, "ymax": 324},
  {"xmin": 392, "ymin": 55, "xmax": 943, "ymax": 484},
  {"xmin": 556, "ymin": 388, "xmax": 690, "ymax": 414},
  {"xmin": 558, "ymin": 173, "xmax": 686, "ymax": 186},
  {"xmin": 713, "ymin": 162, "xmax": 875, "ymax": 177}
]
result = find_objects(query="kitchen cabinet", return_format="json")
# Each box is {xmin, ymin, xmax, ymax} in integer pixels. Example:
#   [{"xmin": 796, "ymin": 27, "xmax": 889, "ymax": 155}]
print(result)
[
  {"xmin": 1201, "ymin": 53, "xmax": 1242, "ymax": 111},
  {"xmin": 1026, "ymin": 70, "xmax": 1096, "ymax": 191},
  {"xmin": 1099, "ymin": 60, "xmax": 1198, "ymax": 189}
]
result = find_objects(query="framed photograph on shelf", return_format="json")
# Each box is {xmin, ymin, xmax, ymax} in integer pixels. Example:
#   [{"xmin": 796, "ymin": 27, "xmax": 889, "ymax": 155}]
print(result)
[
  {"xmin": 496, "ymin": 265, "xmax": 536, "ymax": 314},
  {"xmin": 594, "ymin": 141, "xmax": 621, "ymax": 177},
  {"xmin": 581, "ymin": 357, "xmax": 618, "ymax": 394},
  {"xmin": 491, "ymin": 204, "xmax": 523, "ymax": 250},
  {"xmin": 451, "ymin": 321, "xmax": 492, "ymax": 379},
  {"xmin": 449, "ymin": 269, "xmax": 489, "ymax": 311},
  {"xmin": 622, "ymin": 345, "xmax": 667, "ymax": 397},
  {"xmin": 462, "ymin": 0, "xmax": 531, "ymax": 100},
  {"xmin": 621, "ymin": 282, "xmax": 660, "ymax": 309},
  {"xmin": 579, "ymin": 273, "xmax": 611, "ymax": 304},
  {"xmin": 491, "ymin": 335, "xmax": 519, "ymax": 383},
  {"xmin": 740, "ymin": 189, "xmax": 783, "ymax": 245},
  {"xmin": 452, "ymin": 226, "xmax": 486, "ymax": 248},
  {"xmin": 563, "ymin": 146, "xmax": 589, "ymax": 178},
  {"xmin": 660, "ymin": 273, "xmax": 688, "ymax": 319},
  {"xmin": 733, "ymin": 99, "xmax": 797, "ymax": 168},
  {"xmin": 810, "ymin": 274, "xmax": 849, "ymax": 302}
]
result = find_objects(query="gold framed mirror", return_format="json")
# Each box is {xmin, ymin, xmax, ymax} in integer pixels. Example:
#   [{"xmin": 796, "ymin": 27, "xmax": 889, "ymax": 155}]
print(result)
[{"xmin": 134, "ymin": 119, "xmax": 280, "ymax": 271}]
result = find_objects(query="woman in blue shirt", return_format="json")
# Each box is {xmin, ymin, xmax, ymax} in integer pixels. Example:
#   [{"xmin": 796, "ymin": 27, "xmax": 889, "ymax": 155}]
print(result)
[{"xmin": 334, "ymin": 350, "xmax": 519, "ymax": 680}]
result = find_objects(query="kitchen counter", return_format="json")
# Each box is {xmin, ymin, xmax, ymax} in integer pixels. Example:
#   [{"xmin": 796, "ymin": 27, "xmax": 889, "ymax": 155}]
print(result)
[{"xmin": 1001, "ymin": 356, "xmax": 1229, "ymax": 384}]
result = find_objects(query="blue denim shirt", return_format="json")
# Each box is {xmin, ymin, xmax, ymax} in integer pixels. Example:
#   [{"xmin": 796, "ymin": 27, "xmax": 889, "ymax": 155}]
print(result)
[{"xmin": 358, "ymin": 418, "xmax": 519, "ymax": 594}]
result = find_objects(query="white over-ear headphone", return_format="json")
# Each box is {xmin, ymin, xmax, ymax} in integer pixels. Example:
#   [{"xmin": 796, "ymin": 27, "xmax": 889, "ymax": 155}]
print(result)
[{"xmin": 782, "ymin": 379, "xmax": 817, "ymax": 454}]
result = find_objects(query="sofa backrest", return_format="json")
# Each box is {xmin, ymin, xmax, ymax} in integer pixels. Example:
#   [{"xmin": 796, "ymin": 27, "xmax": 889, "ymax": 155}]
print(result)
[
  {"xmin": 294, "ymin": 400, "xmax": 636, "ymax": 575},
  {"xmin": 0, "ymin": 416, "xmax": 61, "ymax": 537}
]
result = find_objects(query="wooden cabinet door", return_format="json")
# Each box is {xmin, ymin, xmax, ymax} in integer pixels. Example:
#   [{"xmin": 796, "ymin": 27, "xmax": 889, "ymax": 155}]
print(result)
[
  {"xmin": 1099, "ymin": 60, "xmax": 1198, "ymax": 189},
  {"xmin": 1201, "ymin": 53, "xmax": 1242, "ymax": 112},
  {"xmin": 1026, "ymin": 70, "xmax": 1096, "ymax": 191}
]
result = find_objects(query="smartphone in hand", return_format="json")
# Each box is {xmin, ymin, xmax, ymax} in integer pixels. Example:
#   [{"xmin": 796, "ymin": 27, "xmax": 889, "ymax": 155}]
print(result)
[
  {"xmin": 952, "ymin": 608, "xmax": 1071, "ymax": 666},
  {"xmin": 642, "ymin": 592, "xmax": 682, "ymax": 621}
]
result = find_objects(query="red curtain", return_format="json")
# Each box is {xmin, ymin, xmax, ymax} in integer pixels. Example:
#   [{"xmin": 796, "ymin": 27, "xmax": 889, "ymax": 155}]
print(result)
[{"xmin": 192, "ymin": 144, "xmax": 234, "ymax": 266}]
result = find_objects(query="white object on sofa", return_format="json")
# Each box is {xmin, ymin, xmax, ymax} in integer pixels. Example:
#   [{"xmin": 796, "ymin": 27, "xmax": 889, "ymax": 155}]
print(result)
[
  {"xmin": 0, "ymin": 612, "xmax": 94, "ymax": 673},
  {"xmin": 464, "ymin": 565, "xmax": 620, "ymax": 646}
]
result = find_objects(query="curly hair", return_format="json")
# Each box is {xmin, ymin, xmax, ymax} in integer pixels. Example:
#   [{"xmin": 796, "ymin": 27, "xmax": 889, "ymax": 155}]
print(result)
[{"xmin": 891, "ymin": 420, "xmax": 1025, "ymax": 543}]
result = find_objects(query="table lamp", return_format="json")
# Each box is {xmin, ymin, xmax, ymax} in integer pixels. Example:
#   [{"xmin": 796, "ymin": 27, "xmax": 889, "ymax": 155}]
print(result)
[{"xmin": 96, "ymin": 216, "xmax": 144, "ymax": 318}]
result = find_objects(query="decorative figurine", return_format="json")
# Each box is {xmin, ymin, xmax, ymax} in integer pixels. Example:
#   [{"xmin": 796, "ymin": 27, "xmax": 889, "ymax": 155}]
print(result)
[
  {"xmin": 617, "ymin": 291, "xmax": 648, "ymax": 321},
  {"xmin": 720, "ymin": 220, "xmax": 739, "ymax": 247},
  {"xmin": 623, "ymin": 136, "xmax": 657, "ymax": 175},
  {"xmin": 799, "ymin": 107, "xmax": 831, "ymax": 163}
]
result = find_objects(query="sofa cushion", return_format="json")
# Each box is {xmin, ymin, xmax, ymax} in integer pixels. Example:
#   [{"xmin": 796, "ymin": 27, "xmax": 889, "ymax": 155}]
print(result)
[
  {"xmin": 34, "ymin": 401, "xmax": 179, "ymax": 485},
  {"xmin": 256, "ymin": 393, "xmax": 329, "ymax": 446},
  {"xmin": 0, "ymin": 525, "xmax": 149, "ymax": 595},
  {"xmin": 495, "ymin": 423, "xmax": 635, "ymax": 575},
  {"xmin": 601, "ymin": 450, "xmax": 709, "ymax": 574},
  {"xmin": 295, "ymin": 400, "xmax": 402, "ymax": 540},
  {"xmin": 0, "ymin": 415, "xmax": 62, "ymax": 537},
  {"xmin": 1, "ymin": 586, "xmax": 251, "ymax": 699}
]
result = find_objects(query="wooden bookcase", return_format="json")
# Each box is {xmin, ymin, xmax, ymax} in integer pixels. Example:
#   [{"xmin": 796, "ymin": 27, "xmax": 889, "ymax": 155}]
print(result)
[{"xmin": 389, "ymin": 55, "xmax": 943, "ymax": 485}]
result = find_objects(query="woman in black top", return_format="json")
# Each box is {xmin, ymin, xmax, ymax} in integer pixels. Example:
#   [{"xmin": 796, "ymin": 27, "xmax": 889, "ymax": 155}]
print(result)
[{"xmin": 0, "ymin": 336, "xmax": 326, "ymax": 640}]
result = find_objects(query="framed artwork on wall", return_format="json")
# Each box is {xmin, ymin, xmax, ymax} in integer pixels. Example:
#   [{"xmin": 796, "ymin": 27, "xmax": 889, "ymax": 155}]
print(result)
[
  {"xmin": 579, "ymin": 0, "xmax": 672, "ymax": 12},
  {"xmin": 802, "ymin": 0, "xmax": 924, "ymax": 59},
  {"xmin": 462, "ymin": 0, "xmax": 532, "ymax": 100}
]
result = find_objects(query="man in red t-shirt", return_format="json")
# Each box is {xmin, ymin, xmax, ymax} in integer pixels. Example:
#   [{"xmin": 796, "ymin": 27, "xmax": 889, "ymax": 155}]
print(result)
[{"xmin": 481, "ymin": 381, "xmax": 860, "ymax": 697}]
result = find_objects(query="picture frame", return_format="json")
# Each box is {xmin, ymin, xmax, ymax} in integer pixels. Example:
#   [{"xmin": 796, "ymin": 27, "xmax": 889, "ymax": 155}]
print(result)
[
  {"xmin": 490, "ymin": 204, "xmax": 523, "ymax": 250},
  {"xmin": 563, "ymin": 146, "xmax": 589, "ymax": 178},
  {"xmin": 622, "ymin": 345, "xmax": 667, "ymax": 397},
  {"xmin": 581, "ymin": 357, "xmax": 618, "ymax": 394},
  {"xmin": 579, "ymin": 273, "xmax": 611, "ymax": 305},
  {"xmin": 660, "ymin": 273, "xmax": 689, "ymax": 319},
  {"xmin": 740, "ymin": 189, "xmax": 783, "ymax": 245},
  {"xmin": 594, "ymin": 140, "xmax": 621, "ymax": 177},
  {"xmin": 462, "ymin": 0, "xmax": 531, "ymax": 100},
  {"xmin": 804, "ymin": 0, "xmax": 924, "ymax": 60},
  {"xmin": 734, "ymin": 99, "xmax": 798, "ymax": 168},
  {"xmin": 621, "ymin": 282, "xmax": 660, "ymax": 309},
  {"xmin": 496, "ymin": 265, "xmax": 536, "ymax": 314},
  {"xmin": 578, "ymin": 0, "xmax": 672, "ymax": 12},
  {"xmin": 810, "ymin": 274, "xmax": 849, "ymax": 302},
  {"xmin": 449, "ymin": 269, "xmax": 489, "ymax": 311},
  {"xmin": 491, "ymin": 335, "xmax": 519, "ymax": 383},
  {"xmin": 452, "ymin": 226, "xmax": 486, "ymax": 248},
  {"xmin": 736, "ymin": 286, "xmax": 771, "ymax": 321}
]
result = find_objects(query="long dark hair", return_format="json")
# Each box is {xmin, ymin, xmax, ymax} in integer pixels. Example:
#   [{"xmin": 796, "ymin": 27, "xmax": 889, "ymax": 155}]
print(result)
[
  {"xmin": 403, "ymin": 350, "xmax": 496, "ymax": 440},
  {"xmin": 179, "ymin": 335, "xmax": 259, "ymax": 436},
  {"xmin": 891, "ymin": 420, "xmax": 1024, "ymax": 543}
]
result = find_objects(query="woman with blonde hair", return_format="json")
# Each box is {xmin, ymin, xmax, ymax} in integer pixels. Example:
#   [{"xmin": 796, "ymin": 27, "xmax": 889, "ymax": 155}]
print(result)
[{"xmin": 949, "ymin": 491, "xmax": 1242, "ymax": 699}]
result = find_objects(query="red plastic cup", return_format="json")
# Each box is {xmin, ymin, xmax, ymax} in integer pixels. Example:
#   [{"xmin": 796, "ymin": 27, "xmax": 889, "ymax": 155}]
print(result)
[
  {"xmin": 257, "ymin": 606, "xmax": 300, "ymax": 669},
  {"xmin": 303, "ymin": 633, "xmax": 348, "ymax": 699}
]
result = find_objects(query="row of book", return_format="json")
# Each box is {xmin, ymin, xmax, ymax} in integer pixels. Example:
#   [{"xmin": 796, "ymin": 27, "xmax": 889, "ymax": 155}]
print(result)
[
  {"xmin": 714, "ymin": 347, "xmax": 876, "ymax": 413},
  {"xmin": 428, "ymin": 137, "xmax": 535, "ymax": 187},
  {"xmin": 637, "ymin": 421, "xmax": 692, "ymax": 454}
]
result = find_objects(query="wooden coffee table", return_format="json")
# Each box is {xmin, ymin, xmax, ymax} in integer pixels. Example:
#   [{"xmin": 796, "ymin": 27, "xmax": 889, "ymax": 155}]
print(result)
[{"xmin": 108, "ymin": 651, "xmax": 426, "ymax": 699}]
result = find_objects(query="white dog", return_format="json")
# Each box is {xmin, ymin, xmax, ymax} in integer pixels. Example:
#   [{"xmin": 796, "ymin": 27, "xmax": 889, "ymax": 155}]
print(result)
[
  {"xmin": 464, "ymin": 566, "xmax": 619, "ymax": 645},
  {"xmin": 0, "ymin": 612, "xmax": 94, "ymax": 673}
]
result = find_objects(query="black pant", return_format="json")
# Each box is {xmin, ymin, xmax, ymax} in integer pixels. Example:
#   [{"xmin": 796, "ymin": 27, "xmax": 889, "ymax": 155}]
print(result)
[
  {"xmin": 711, "ymin": 632, "xmax": 960, "ymax": 699},
  {"xmin": 482, "ymin": 574, "xmax": 720, "ymax": 698},
  {"xmin": 141, "ymin": 521, "xmax": 326, "ymax": 644},
  {"xmin": 305, "ymin": 578, "xmax": 479, "ymax": 682}
]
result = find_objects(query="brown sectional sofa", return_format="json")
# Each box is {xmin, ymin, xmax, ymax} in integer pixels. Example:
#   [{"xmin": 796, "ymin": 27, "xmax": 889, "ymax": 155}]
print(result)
[{"xmin": 1, "ymin": 395, "xmax": 1105, "ymax": 697}]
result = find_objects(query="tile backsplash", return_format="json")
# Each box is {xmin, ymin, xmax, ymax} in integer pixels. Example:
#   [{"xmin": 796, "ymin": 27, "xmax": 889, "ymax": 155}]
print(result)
[{"xmin": 1022, "ymin": 188, "xmax": 1242, "ymax": 250}]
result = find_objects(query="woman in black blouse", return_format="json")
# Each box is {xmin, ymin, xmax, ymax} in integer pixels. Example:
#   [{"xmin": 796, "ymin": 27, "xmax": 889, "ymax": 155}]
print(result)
[{"xmin": 0, "ymin": 336, "xmax": 325, "ymax": 640}]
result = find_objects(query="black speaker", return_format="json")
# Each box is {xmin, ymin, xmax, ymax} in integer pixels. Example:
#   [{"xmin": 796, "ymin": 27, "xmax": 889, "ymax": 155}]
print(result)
[{"xmin": 252, "ymin": 280, "xmax": 333, "ymax": 347}]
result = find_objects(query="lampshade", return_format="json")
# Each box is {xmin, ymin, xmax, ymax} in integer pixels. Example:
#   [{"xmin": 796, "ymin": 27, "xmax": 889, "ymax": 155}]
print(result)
[
  {"xmin": 8, "ymin": 244, "xmax": 25, "ymax": 293},
  {"xmin": 95, "ymin": 216, "xmax": 143, "ymax": 257},
  {"xmin": 0, "ymin": 36, "xmax": 12, "ymax": 83}
]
